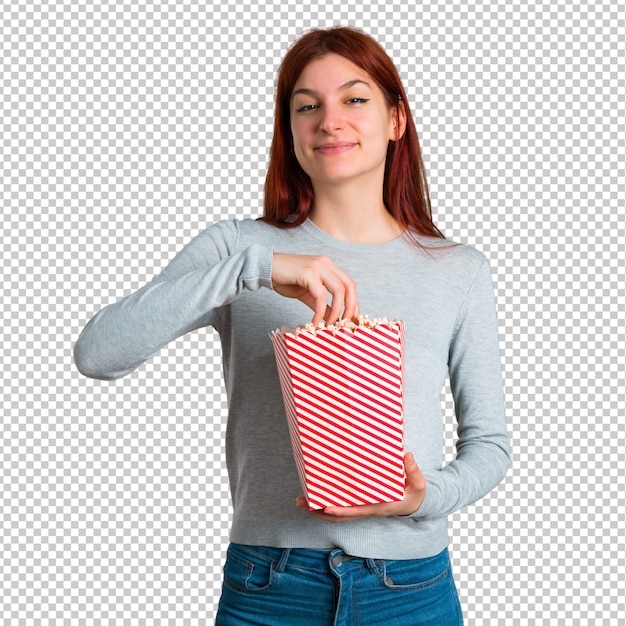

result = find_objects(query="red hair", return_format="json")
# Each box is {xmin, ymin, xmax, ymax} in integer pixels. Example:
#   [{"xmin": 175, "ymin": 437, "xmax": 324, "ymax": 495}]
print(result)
[{"xmin": 262, "ymin": 26, "xmax": 445, "ymax": 240}]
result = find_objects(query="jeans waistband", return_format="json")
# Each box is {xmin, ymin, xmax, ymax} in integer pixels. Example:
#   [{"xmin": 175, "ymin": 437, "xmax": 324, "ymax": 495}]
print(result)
[{"xmin": 229, "ymin": 543, "xmax": 380, "ymax": 574}]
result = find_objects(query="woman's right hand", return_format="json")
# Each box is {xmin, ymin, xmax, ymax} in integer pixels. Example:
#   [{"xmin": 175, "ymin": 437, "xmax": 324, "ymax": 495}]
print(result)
[{"xmin": 271, "ymin": 253, "xmax": 359, "ymax": 326}]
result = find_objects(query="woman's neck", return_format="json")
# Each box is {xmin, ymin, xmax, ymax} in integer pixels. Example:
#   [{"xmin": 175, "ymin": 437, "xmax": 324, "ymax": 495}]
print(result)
[{"xmin": 308, "ymin": 184, "xmax": 404, "ymax": 244}]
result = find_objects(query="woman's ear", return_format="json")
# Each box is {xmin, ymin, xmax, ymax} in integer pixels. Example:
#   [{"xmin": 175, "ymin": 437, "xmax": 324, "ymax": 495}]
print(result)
[{"xmin": 391, "ymin": 100, "xmax": 407, "ymax": 141}]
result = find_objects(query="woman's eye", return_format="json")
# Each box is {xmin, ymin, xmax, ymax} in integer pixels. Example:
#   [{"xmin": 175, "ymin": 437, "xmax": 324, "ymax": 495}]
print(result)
[
  {"xmin": 296, "ymin": 104, "xmax": 318, "ymax": 113},
  {"xmin": 347, "ymin": 97, "xmax": 369, "ymax": 104}
]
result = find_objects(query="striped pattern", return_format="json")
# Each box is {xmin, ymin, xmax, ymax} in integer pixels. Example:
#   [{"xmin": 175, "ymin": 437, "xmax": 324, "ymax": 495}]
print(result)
[{"xmin": 271, "ymin": 322, "xmax": 405, "ymax": 510}]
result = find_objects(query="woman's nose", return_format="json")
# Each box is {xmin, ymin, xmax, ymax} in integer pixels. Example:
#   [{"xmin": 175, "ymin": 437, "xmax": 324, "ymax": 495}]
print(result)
[{"xmin": 319, "ymin": 105, "xmax": 344, "ymax": 133}]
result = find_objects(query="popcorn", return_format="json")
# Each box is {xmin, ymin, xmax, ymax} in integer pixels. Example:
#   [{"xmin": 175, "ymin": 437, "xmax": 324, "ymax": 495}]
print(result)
[
  {"xmin": 279, "ymin": 315, "xmax": 393, "ymax": 336},
  {"xmin": 271, "ymin": 316, "xmax": 406, "ymax": 510}
]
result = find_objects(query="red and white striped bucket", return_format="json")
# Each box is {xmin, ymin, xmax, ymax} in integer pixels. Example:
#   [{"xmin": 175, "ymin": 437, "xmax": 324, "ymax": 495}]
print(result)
[{"xmin": 271, "ymin": 319, "xmax": 406, "ymax": 510}]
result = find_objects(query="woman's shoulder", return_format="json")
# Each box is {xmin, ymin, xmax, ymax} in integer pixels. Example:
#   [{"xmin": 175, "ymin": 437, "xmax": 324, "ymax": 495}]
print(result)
[
  {"xmin": 231, "ymin": 217, "xmax": 310, "ymax": 247},
  {"xmin": 207, "ymin": 216, "xmax": 290, "ymax": 235},
  {"xmin": 401, "ymin": 234, "xmax": 496, "ymax": 301},
  {"xmin": 191, "ymin": 216, "xmax": 282, "ymax": 246},
  {"xmin": 408, "ymin": 232, "xmax": 489, "ymax": 268},
  {"xmin": 156, "ymin": 218, "xmax": 275, "ymax": 273},
  {"xmin": 233, "ymin": 217, "xmax": 282, "ymax": 236}
]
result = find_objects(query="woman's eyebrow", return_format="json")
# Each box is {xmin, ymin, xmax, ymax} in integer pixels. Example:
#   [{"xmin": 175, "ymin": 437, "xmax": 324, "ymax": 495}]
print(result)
[{"xmin": 292, "ymin": 79, "xmax": 371, "ymax": 99}]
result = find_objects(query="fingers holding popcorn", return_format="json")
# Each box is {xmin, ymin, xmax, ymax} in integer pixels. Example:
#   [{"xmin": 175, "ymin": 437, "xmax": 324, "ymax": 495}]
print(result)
[{"xmin": 272, "ymin": 253, "xmax": 359, "ymax": 324}]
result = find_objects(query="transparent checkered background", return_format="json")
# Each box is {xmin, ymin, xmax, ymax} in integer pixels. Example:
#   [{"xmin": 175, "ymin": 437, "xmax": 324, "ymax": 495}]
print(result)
[{"xmin": 1, "ymin": 0, "xmax": 624, "ymax": 623}]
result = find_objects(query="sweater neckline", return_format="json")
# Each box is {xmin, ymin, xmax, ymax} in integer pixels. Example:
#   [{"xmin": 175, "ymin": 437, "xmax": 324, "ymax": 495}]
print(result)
[{"xmin": 301, "ymin": 218, "xmax": 407, "ymax": 252}]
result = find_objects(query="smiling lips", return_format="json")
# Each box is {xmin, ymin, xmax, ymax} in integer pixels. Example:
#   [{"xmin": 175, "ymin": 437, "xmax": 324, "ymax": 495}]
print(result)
[{"xmin": 314, "ymin": 142, "xmax": 357, "ymax": 155}]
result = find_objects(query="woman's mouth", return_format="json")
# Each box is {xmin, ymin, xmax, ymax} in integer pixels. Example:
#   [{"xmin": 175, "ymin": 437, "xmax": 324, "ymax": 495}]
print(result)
[{"xmin": 315, "ymin": 142, "xmax": 357, "ymax": 155}]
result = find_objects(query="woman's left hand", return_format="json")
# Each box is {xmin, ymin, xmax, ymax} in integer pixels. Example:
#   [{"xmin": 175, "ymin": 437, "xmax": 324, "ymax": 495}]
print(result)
[{"xmin": 296, "ymin": 452, "xmax": 426, "ymax": 522}]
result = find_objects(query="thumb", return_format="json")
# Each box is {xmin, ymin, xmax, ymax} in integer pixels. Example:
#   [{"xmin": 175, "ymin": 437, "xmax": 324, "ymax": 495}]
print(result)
[
  {"xmin": 404, "ymin": 452, "xmax": 425, "ymax": 488},
  {"xmin": 404, "ymin": 451, "xmax": 417, "ymax": 471}
]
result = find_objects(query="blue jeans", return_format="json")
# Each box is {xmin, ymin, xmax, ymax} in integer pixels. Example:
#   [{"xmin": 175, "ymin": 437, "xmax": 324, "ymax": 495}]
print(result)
[{"xmin": 215, "ymin": 543, "xmax": 464, "ymax": 625}]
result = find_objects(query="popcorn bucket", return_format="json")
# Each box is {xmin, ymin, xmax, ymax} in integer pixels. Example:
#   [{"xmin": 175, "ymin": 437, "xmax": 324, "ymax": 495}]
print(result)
[{"xmin": 270, "ymin": 318, "xmax": 406, "ymax": 510}]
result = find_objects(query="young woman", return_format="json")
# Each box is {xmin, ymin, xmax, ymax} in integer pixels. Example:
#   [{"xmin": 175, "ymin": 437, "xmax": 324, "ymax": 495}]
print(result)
[{"xmin": 75, "ymin": 27, "xmax": 510, "ymax": 625}]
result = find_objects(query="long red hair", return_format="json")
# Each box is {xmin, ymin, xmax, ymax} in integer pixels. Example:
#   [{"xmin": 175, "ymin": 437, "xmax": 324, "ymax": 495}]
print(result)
[{"xmin": 262, "ymin": 26, "xmax": 444, "ymax": 240}]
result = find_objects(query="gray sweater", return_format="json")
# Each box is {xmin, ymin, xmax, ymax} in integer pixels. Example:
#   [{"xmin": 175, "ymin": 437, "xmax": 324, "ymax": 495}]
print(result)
[{"xmin": 74, "ymin": 218, "xmax": 511, "ymax": 560}]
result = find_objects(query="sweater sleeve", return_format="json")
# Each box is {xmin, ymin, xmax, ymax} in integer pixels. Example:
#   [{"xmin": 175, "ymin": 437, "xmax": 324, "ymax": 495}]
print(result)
[
  {"xmin": 413, "ymin": 256, "xmax": 511, "ymax": 520},
  {"xmin": 73, "ymin": 220, "xmax": 273, "ymax": 380}
]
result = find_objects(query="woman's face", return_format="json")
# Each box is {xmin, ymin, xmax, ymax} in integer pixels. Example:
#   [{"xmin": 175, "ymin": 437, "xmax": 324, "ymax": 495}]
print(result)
[{"xmin": 289, "ymin": 54, "xmax": 402, "ymax": 190}]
